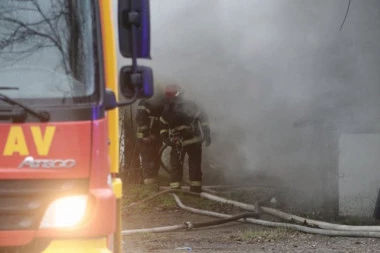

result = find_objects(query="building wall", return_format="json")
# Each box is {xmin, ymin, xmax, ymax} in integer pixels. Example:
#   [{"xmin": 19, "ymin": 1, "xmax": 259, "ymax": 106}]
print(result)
[{"xmin": 338, "ymin": 134, "xmax": 380, "ymax": 218}]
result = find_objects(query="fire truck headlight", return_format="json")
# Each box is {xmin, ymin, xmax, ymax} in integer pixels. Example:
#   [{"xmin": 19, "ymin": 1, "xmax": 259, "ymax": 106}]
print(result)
[{"xmin": 40, "ymin": 195, "xmax": 88, "ymax": 228}]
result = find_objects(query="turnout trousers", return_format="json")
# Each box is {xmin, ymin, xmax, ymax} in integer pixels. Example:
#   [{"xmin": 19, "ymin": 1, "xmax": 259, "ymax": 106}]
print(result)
[
  {"xmin": 169, "ymin": 143, "xmax": 202, "ymax": 192},
  {"xmin": 138, "ymin": 140, "xmax": 162, "ymax": 184}
]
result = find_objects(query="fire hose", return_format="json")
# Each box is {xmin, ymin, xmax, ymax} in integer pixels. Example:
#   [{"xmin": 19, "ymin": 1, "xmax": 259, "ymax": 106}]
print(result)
[
  {"xmin": 198, "ymin": 192, "xmax": 380, "ymax": 232},
  {"xmin": 171, "ymin": 193, "xmax": 380, "ymax": 238},
  {"xmin": 122, "ymin": 188, "xmax": 380, "ymax": 237},
  {"xmin": 122, "ymin": 211, "xmax": 259, "ymax": 235},
  {"xmin": 158, "ymin": 144, "xmax": 171, "ymax": 175}
]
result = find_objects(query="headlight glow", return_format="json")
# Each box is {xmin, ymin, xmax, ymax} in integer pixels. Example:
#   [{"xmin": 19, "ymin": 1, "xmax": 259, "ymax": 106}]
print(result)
[{"xmin": 40, "ymin": 195, "xmax": 88, "ymax": 229}]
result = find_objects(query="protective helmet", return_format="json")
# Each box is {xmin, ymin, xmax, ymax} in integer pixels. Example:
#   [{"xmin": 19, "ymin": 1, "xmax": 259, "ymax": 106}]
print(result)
[{"xmin": 164, "ymin": 84, "xmax": 183, "ymax": 98}]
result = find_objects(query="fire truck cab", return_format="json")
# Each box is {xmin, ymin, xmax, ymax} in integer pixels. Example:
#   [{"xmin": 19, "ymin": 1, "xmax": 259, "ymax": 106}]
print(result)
[{"xmin": 0, "ymin": 0, "xmax": 152, "ymax": 252}]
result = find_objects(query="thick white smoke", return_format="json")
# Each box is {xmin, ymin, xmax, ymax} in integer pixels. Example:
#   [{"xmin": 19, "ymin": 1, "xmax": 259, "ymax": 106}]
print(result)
[{"xmin": 118, "ymin": 0, "xmax": 380, "ymax": 213}]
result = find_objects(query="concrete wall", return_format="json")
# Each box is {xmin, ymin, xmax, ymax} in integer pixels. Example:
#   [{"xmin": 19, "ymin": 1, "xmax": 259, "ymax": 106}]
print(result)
[{"xmin": 339, "ymin": 134, "xmax": 380, "ymax": 218}]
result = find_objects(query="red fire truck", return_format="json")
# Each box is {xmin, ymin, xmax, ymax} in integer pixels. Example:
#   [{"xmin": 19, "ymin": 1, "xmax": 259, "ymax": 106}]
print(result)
[{"xmin": 0, "ymin": 0, "xmax": 152, "ymax": 252}]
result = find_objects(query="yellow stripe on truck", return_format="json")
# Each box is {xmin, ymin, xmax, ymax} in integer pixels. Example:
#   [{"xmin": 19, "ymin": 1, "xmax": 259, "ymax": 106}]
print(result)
[
  {"xmin": 99, "ymin": 0, "xmax": 119, "ymax": 174},
  {"xmin": 99, "ymin": 2, "xmax": 122, "ymax": 253}
]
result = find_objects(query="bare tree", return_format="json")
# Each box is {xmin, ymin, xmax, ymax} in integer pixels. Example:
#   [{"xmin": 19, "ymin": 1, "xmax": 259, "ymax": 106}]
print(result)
[{"xmin": 0, "ymin": 0, "xmax": 84, "ymax": 78}]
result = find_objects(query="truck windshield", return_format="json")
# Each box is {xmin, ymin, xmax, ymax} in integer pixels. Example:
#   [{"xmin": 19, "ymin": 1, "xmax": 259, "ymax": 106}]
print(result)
[{"xmin": 0, "ymin": 0, "xmax": 98, "ymax": 104}]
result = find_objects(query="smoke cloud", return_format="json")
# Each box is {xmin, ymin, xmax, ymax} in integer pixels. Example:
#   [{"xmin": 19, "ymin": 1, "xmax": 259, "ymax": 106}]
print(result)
[{"xmin": 119, "ymin": 0, "xmax": 380, "ymax": 212}]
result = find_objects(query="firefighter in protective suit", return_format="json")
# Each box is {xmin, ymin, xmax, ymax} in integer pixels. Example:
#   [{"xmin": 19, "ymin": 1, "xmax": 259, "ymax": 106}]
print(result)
[
  {"xmin": 136, "ymin": 93, "xmax": 164, "ymax": 185},
  {"xmin": 159, "ymin": 84, "xmax": 211, "ymax": 193}
]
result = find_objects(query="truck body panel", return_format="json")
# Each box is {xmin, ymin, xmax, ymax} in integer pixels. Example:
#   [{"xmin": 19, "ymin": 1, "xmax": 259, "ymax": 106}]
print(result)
[{"xmin": 0, "ymin": 122, "xmax": 91, "ymax": 179}]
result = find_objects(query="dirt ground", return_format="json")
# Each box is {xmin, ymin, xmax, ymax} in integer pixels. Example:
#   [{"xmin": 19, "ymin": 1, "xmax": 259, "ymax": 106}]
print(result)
[{"xmin": 121, "ymin": 186, "xmax": 380, "ymax": 253}]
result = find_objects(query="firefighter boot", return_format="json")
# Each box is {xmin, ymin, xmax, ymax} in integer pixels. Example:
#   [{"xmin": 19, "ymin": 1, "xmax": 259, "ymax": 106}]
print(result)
[{"xmin": 189, "ymin": 181, "xmax": 202, "ymax": 193}]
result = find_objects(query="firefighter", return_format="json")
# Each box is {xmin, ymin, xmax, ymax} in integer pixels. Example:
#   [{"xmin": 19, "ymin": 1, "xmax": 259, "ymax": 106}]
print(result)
[
  {"xmin": 159, "ymin": 84, "xmax": 211, "ymax": 193},
  {"xmin": 135, "ymin": 91, "xmax": 165, "ymax": 186}
]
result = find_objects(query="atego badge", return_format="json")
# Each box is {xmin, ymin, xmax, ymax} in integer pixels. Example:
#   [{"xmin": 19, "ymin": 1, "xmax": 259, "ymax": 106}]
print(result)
[{"xmin": 18, "ymin": 156, "xmax": 76, "ymax": 169}]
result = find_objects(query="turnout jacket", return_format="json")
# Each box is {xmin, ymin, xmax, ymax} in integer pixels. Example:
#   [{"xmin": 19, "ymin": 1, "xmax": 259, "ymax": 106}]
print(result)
[{"xmin": 159, "ymin": 99, "xmax": 210, "ymax": 146}]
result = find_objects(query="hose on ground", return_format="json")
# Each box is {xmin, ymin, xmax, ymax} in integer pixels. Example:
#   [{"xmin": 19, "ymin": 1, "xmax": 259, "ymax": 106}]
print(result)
[
  {"xmin": 122, "ymin": 209, "xmax": 259, "ymax": 235},
  {"xmin": 172, "ymin": 193, "xmax": 380, "ymax": 238},
  {"xmin": 124, "ymin": 184, "xmax": 380, "ymax": 233},
  {"xmin": 122, "ymin": 192, "xmax": 380, "ymax": 238},
  {"xmin": 122, "ymin": 223, "xmax": 189, "ymax": 235},
  {"xmin": 123, "ymin": 189, "xmax": 200, "ymax": 210},
  {"xmin": 159, "ymin": 185, "xmax": 219, "ymax": 195},
  {"xmin": 204, "ymin": 184, "xmax": 290, "ymax": 192},
  {"xmin": 191, "ymin": 212, "xmax": 259, "ymax": 228},
  {"xmin": 200, "ymin": 192, "xmax": 380, "ymax": 232}
]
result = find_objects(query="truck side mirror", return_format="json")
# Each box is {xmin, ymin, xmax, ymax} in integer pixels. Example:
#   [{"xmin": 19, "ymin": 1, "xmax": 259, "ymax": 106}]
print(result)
[
  {"xmin": 119, "ymin": 66, "xmax": 154, "ymax": 99},
  {"xmin": 104, "ymin": 89, "xmax": 118, "ymax": 111},
  {"xmin": 117, "ymin": 0, "xmax": 153, "ymax": 106},
  {"xmin": 118, "ymin": 0, "xmax": 151, "ymax": 59}
]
